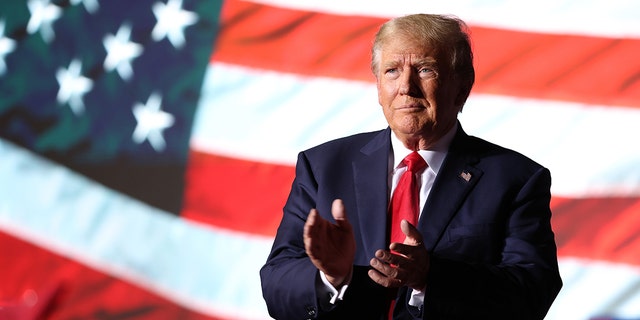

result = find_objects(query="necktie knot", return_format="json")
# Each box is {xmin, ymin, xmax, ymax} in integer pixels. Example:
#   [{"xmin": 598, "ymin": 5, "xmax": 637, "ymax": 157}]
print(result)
[{"xmin": 403, "ymin": 151, "xmax": 427, "ymax": 174}]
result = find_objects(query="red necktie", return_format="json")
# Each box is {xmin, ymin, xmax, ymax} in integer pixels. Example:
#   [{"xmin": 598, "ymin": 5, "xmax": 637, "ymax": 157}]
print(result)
[
  {"xmin": 389, "ymin": 151, "xmax": 427, "ymax": 245},
  {"xmin": 388, "ymin": 151, "xmax": 427, "ymax": 319}
]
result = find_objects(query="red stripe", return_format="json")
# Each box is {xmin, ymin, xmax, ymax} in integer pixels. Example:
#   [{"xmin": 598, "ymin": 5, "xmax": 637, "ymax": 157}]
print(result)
[
  {"xmin": 552, "ymin": 196, "xmax": 640, "ymax": 266},
  {"xmin": 181, "ymin": 150, "xmax": 295, "ymax": 237},
  {"xmin": 212, "ymin": 0, "xmax": 640, "ymax": 108},
  {"xmin": 0, "ymin": 231, "xmax": 219, "ymax": 320},
  {"xmin": 213, "ymin": 0, "xmax": 379, "ymax": 82},
  {"xmin": 182, "ymin": 152, "xmax": 640, "ymax": 266}
]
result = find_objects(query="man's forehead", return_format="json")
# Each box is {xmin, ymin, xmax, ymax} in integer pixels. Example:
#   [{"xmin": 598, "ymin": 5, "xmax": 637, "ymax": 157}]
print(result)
[
  {"xmin": 381, "ymin": 37, "xmax": 436, "ymax": 56},
  {"xmin": 381, "ymin": 51, "xmax": 438, "ymax": 64}
]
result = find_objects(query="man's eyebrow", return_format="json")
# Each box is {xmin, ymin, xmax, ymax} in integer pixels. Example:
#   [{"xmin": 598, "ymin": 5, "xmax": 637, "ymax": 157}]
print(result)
[
  {"xmin": 413, "ymin": 57, "xmax": 437, "ymax": 67},
  {"xmin": 379, "ymin": 57, "xmax": 438, "ymax": 71},
  {"xmin": 381, "ymin": 59, "xmax": 402, "ymax": 68}
]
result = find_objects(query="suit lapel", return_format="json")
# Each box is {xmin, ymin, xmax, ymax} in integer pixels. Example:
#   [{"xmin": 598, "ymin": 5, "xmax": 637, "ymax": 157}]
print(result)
[
  {"xmin": 353, "ymin": 128, "xmax": 392, "ymax": 259},
  {"xmin": 418, "ymin": 126, "xmax": 484, "ymax": 252},
  {"xmin": 349, "ymin": 126, "xmax": 485, "ymax": 256}
]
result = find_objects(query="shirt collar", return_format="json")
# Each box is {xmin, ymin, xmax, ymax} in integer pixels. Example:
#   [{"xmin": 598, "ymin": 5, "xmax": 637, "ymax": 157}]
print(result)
[{"xmin": 390, "ymin": 122, "xmax": 458, "ymax": 175}]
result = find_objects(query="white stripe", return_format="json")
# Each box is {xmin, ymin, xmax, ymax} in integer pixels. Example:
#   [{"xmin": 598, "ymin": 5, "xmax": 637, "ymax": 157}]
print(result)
[
  {"xmin": 0, "ymin": 139, "xmax": 272, "ymax": 320},
  {"xmin": 548, "ymin": 258, "xmax": 640, "ymax": 319},
  {"xmin": 459, "ymin": 96, "xmax": 640, "ymax": 198},
  {"xmin": 190, "ymin": 63, "xmax": 386, "ymax": 164},
  {"xmin": 192, "ymin": 63, "xmax": 640, "ymax": 198},
  {"xmin": 249, "ymin": 0, "xmax": 640, "ymax": 39},
  {"xmin": 2, "ymin": 137, "xmax": 640, "ymax": 319}
]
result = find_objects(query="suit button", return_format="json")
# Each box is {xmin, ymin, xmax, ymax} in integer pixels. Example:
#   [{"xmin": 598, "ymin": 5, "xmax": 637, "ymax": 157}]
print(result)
[{"xmin": 305, "ymin": 305, "xmax": 317, "ymax": 317}]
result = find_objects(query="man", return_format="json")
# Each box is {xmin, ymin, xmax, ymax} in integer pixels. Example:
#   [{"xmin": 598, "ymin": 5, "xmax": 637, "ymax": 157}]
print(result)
[{"xmin": 260, "ymin": 14, "xmax": 562, "ymax": 319}]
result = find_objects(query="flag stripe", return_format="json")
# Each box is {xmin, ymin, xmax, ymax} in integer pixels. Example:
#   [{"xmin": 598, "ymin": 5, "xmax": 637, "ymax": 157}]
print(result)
[
  {"xmin": 248, "ymin": 0, "xmax": 640, "ymax": 39},
  {"xmin": 552, "ymin": 196, "xmax": 640, "ymax": 266},
  {"xmin": 0, "ymin": 231, "xmax": 217, "ymax": 320},
  {"xmin": 181, "ymin": 150, "xmax": 294, "ymax": 236},
  {"xmin": 546, "ymin": 258, "xmax": 640, "ymax": 319},
  {"xmin": 213, "ymin": 0, "xmax": 640, "ymax": 108}
]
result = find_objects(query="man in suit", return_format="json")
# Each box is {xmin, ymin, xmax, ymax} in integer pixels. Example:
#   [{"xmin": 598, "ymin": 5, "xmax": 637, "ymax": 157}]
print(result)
[{"xmin": 260, "ymin": 13, "xmax": 562, "ymax": 319}]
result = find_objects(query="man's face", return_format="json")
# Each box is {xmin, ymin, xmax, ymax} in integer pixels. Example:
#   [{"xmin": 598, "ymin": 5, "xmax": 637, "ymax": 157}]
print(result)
[{"xmin": 375, "ymin": 35, "xmax": 461, "ymax": 142}]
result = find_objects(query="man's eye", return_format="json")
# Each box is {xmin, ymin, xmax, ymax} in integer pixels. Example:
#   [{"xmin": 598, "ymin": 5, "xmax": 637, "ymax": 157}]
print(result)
[
  {"xmin": 418, "ymin": 67, "xmax": 437, "ymax": 78},
  {"xmin": 385, "ymin": 68, "xmax": 397, "ymax": 74}
]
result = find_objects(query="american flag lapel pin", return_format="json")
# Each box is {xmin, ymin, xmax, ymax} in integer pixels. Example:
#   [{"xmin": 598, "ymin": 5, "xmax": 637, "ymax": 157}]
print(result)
[{"xmin": 460, "ymin": 171, "xmax": 472, "ymax": 182}]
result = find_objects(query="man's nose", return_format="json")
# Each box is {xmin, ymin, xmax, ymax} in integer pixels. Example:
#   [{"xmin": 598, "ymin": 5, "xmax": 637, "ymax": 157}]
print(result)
[{"xmin": 398, "ymin": 71, "xmax": 419, "ymax": 96}]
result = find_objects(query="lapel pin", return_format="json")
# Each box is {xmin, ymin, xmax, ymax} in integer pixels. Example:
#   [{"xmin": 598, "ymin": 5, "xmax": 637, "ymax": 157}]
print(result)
[{"xmin": 460, "ymin": 171, "xmax": 472, "ymax": 182}]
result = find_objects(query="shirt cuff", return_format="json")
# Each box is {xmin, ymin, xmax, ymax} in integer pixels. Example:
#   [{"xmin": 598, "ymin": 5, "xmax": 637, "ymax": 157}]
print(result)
[
  {"xmin": 319, "ymin": 271, "xmax": 350, "ymax": 304},
  {"xmin": 408, "ymin": 288, "xmax": 425, "ymax": 307}
]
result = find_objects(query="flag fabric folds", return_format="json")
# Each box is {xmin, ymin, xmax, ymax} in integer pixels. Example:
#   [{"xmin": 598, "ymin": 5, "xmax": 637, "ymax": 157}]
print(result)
[{"xmin": 1, "ymin": 0, "xmax": 639, "ymax": 319}]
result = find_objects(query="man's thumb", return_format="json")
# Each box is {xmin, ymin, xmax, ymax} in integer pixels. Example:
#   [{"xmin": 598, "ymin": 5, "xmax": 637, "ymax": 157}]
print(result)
[
  {"xmin": 331, "ymin": 199, "xmax": 350, "ymax": 226},
  {"xmin": 401, "ymin": 220, "xmax": 423, "ymax": 245}
]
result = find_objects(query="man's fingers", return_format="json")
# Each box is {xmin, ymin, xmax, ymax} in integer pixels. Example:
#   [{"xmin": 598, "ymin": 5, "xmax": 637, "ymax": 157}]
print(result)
[
  {"xmin": 303, "ymin": 209, "xmax": 318, "ymax": 237},
  {"xmin": 307, "ymin": 208, "xmax": 318, "ymax": 224},
  {"xmin": 303, "ymin": 209, "xmax": 317, "ymax": 251},
  {"xmin": 368, "ymin": 268, "xmax": 403, "ymax": 288},
  {"xmin": 374, "ymin": 249, "xmax": 401, "ymax": 265},
  {"xmin": 371, "ymin": 250, "xmax": 407, "ymax": 272},
  {"xmin": 304, "ymin": 209, "xmax": 326, "ymax": 254},
  {"xmin": 368, "ymin": 252, "xmax": 404, "ymax": 288},
  {"xmin": 368, "ymin": 222, "xmax": 430, "ymax": 290}
]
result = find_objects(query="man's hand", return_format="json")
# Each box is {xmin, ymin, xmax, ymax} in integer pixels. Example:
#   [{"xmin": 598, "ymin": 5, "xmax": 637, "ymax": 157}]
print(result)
[
  {"xmin": 304, "ymin": 199, "xmax": 356, "ymax": 288},
  {"xmin": 368, "ymin": 220, "xmax": 430, "ymax": 290}
]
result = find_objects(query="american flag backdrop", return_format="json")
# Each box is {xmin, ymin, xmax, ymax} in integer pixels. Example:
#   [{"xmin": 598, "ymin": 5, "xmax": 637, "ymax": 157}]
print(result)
[{"xmin": 0, "ymin": 0, "xmax": 639, "ymax": 319}]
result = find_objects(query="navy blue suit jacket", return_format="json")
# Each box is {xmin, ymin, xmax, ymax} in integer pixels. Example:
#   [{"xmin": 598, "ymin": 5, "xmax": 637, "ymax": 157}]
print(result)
[{"xmin": 260, "ymin": 125, "xmax": 562, "ymax": 319}]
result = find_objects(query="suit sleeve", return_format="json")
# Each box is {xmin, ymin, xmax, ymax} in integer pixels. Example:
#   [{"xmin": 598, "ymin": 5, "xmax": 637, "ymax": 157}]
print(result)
[
  {"xmin": 259, "ymin": 151, "xmax": 324, "ymax": 320},
  {"xmin": 417, "ymin": 167, "xmax": 562, "ymax": 320}
]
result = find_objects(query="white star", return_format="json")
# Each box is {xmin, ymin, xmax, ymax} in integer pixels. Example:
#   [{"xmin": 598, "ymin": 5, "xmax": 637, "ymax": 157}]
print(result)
[
  {"xmin": 151, "ymin": 0, "xmax": 198, "ymax": 49},
  {"xmin": 26, "ymin": 0, "xmax": 62, "ymax": 43},
  {"xmin": 103, "ymin": 24, "xmax": 143, "ymax": 81},
  {"xmin": 132, "ymin": 93, "xmax": 175, "ymax": 152},
  {"xmin": 0, "ymin": 20, "xmax": 16, "ymax": 76},
  {"xmin": 70, "ymin": 0, "xmax": 100, "ymax": 14},
  {"xmin": 56, "ymin": 59, "xmax": 93, "ymax": 115}
]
